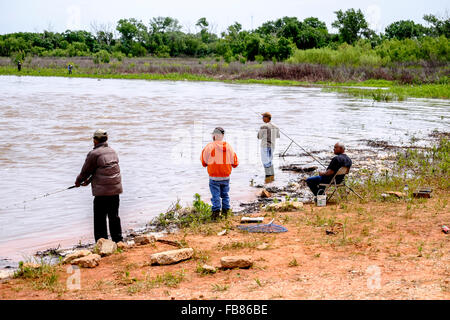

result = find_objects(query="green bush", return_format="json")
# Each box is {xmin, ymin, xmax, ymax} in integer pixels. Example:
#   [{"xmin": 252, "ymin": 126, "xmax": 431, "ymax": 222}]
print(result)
[
  {"xmin": 255, "ymin": 54, "xmax": 264, "ymax": 63},
  {"xmin": 112, "ymin": 51, "xmax": 125, "ymax": 61},
  {"xmin": 288, "ymin": 36, "xmax": 449, "ymax": 67},
  {"xmin": 43, "ymin": 48, "xmax": 69, "ymax": 57},
  {"xmin": 288, "ymin": 42, "xmax": 386, "ymax": 67},
  {"xmin": 155, "ymin": 45, "xmax": 170, "ymax": 58},
  {"xmin": 93, "ymin": 49, "xmax": 110, "ymax": 64},
  {"xmin": 130, "ymin": 43, "xmax": 147, "ymax": 57},
  {"xmin": 67, "ymin": 42, "xmax": 90, "ymax": 57}
]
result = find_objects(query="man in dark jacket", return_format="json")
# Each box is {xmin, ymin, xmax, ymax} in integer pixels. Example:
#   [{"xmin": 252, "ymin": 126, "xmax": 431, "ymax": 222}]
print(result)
[
  {"xmin": 75, "ymin": 129, "xmax": 123, "ymax": 243},
  {"xmin": 306, "ymin": 142, "xmax": 352, "ymax": 197}
]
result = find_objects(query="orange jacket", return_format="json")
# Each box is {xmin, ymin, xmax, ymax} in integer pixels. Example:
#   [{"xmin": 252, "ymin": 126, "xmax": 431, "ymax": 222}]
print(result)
[{"xmin": 201, "ymin": 141, "xmax": 239, "ymax": 178}]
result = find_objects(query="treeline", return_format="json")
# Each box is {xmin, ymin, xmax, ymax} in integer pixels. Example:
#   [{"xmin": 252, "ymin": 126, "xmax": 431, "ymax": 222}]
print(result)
[{"xmin": 0, "ymin": 9, "xmax": 449, "ymax": 63}]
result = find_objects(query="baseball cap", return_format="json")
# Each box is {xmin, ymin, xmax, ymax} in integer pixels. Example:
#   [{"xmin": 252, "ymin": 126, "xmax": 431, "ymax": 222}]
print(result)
[
  {"xmin": 211, "ymin": 127, "xmax": 225, "ymax": 135},
  {"xmin": 93, "ymin": 129, "xmax": 108, "ymax": 139},
  {"xmin": 261, "ymin": 112, "xmax": 272, "ymax": 118}
]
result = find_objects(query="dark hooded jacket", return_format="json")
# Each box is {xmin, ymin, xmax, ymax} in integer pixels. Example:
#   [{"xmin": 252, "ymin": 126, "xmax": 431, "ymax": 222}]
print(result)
[{"xmin": 76, "ymin": 142, "xmax": 123, "ymax": 196}]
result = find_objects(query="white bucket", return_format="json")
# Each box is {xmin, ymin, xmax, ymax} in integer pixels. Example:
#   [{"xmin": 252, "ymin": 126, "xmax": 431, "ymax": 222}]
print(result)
[{"xmin": 316, "ymin": 189, "xmax": 326, "ymax": 207}]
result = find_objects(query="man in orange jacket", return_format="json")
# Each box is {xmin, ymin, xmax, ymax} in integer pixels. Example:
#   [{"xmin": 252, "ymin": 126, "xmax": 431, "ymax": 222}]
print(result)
[{"xmin": 201, "ymin": 127, "xmax": 239, "ymax": 220}]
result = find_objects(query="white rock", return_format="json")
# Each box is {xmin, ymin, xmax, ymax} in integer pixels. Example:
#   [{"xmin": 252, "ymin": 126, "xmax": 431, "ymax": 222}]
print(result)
[
  {"xmin": 201, "ymin": 264, "xmax": 217, "ymax": 273},
  {"xmin": 63, "ymin": 250, "xmax": 92, "ymax": 264},
  {"xmin": 150, "ymin": 248, "xmax": 194, "ymax": 265},
  {"xmin": 71, "ymin": 254, "xmax": 101, "ymax": 268},
  {"xmin": 264, "ymin": 201, "xmax": 303, "ymax": 212},
  {"xmin": 217, "ymin": 229, "xmax": 227, "ymax": 236},
  {"xmin": 220, "ymin": 256, "xmax": 253, "ymax": 269},
  {"xmin": 0, "ymin": 270, "xmax": 14, "ymax": 280},
  {"xmin": 256, "ymin": 243, "xmax": 269, "ymax": 250},
  {"xmin": 96, "ymin": 238, "xmax": 117, "ymax": 256}
]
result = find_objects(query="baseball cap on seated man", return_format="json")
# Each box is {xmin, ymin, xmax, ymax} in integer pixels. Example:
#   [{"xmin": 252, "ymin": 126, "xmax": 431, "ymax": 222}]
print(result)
[
  {"xmin": 93, "ymin": 129, "xmax": 108, "ymax": 139},
  {"xmin": 261, "ymin": 112, "xmax": 272, "ymax": 119},
  {"xmin": 211, "ymin": 127, "xmax": 225, "ymax": 135}
]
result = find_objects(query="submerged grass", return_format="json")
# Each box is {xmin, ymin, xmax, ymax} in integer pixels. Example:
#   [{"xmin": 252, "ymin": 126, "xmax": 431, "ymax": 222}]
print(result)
[{"xmin": 324, "ymin": 84, "xmax": 450, "ymax": 100}]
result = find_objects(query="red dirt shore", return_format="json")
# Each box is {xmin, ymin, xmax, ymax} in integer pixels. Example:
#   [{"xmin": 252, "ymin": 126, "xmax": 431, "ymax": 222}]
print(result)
[{"xmin": 1, "ymin": 194, "xmax": 449, "ymax": 300}]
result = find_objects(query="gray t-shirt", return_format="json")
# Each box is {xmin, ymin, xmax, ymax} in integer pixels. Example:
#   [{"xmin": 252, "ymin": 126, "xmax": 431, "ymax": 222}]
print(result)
[{"xmin": 257, "ymin": 122, "xmax": 280, "ymax": 148}]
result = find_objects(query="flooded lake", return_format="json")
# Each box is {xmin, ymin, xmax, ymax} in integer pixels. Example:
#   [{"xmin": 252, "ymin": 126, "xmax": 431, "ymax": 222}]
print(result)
[{"xmin": 0, "ymin": 75, "xmax": 448, "ymax": 265}]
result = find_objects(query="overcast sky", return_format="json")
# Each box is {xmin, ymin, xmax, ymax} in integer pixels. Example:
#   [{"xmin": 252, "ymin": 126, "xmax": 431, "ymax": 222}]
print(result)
[{"xmin": 0, "ymin": 0, "xmax": 448, "ymax": 35}]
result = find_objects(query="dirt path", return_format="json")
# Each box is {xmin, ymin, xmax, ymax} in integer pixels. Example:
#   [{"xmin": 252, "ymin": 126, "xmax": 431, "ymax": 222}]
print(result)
[{"xmin": 1, "ymin": 192, "xmax": 449, "ymax": 300}]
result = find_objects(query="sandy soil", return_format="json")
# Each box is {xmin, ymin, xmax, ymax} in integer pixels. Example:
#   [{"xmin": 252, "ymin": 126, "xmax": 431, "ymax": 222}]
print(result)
[{"xmin": 1, "ymin": 192, "xmax": 449, "ymax": 300}]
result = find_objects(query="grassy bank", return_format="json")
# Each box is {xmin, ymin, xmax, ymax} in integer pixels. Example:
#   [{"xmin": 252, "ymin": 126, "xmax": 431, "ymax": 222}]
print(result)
[{"xmin": 1, "ymin": 63, "xmax": 449, "ymax": 100}]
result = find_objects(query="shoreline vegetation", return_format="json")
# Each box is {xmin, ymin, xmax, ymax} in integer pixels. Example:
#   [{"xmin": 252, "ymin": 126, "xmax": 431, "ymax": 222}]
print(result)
[
  {"xmin": 0, "ymin": 59, "xmax": 448, "ymax": 100},
  {"xmin": 0, "ymin": 135, "xmax": 448, "ymax": 299}
]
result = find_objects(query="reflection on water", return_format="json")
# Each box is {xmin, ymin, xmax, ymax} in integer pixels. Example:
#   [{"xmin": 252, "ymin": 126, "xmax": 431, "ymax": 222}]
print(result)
[{"xmin": 0, "ymin": 75, "xmax": 448, "ymax": 262}]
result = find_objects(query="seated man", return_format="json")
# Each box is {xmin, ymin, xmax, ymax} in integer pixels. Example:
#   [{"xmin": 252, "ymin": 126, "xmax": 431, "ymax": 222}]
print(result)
[{"xmin": 306, "ymin": 142, "xmax": 352, "ymax": 197}]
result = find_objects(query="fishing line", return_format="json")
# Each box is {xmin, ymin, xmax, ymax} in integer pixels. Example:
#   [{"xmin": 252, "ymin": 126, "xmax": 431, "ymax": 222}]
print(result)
[
  {"xmin": 248, "ymin": 107, "xmax": 327, "ymax": 168},
  {"xmin": 0, "ymin": 186, "xmax": 76, "ymax": 211}
]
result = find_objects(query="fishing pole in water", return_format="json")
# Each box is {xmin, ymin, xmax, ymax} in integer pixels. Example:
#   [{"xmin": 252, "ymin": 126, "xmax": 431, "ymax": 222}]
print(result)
[
  {"xmin": 0, "ymin": 185, "xmax": 76, "ymax": 211},
  {"xmin": 249, "ymin": 108, "xmax": 327, "ymax": 168}
]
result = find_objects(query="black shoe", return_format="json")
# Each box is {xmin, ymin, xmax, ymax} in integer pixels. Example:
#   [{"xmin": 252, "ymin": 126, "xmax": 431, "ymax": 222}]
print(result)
[
  {"xmin": 211, "ymin": 211, "xmax": 220, "ymax": 220},
  {"xmin": 221, "ymin": 208, "xmax": 231, "ymax": 217}
]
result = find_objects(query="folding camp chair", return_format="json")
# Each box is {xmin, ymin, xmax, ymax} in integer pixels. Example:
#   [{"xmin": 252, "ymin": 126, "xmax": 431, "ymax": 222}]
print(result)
[{"xmin": 318, "ymin": 166, "xmax": 363, "ymax": 201}]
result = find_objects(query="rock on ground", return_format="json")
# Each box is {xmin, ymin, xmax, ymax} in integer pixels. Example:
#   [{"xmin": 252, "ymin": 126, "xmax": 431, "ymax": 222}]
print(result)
[
  {"xmin": 264, "ymin": 201, "xmax": 303, "ymax": 212},
  {"xmin": 63, "ymin": 250, "xmax": 92, "ymax": 264},
  {"xmin": 217, "ymin": 229, "xmax": 227, "ymax": 236},
  {"xmin": 117, "ymin": 241, "xmax": 128, "ymax": 250},
  {"xmin": 134, "ymin": 234, "xmax": 156, "ymax": 245},
  {"xmin": 0, "ymin": 270, "xmax": 14, "ymax": 280},
  {"xmin": 220, "ymin": 256, "xmax": 253, "ymax": 269},
  {"xmin": 150, "ymin": 248, "xmax": 194, "ymax": 265},
  {"xmin": 71, "ymin": 254, "xmax": 101, "ymax": 268},
  {"xmin": 96, "ymin": 238, "xmax": 117, "ymax": 256},
  {"xmin": 256, "ymin": 243, "xmax": 269, "ymax": 250},
  {"xmin": 201, "ymin": 264, "xmax": 217, "ymax": 273},
  {"xmin": 260, "ymin": 189, "xmax": 272, "ymax": 198}
]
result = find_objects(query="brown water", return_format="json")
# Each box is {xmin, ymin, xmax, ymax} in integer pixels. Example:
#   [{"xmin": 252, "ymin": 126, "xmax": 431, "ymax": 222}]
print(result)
[{"xmin": 0, "ymin": 75, "xmax": 448, "ymax": 265}]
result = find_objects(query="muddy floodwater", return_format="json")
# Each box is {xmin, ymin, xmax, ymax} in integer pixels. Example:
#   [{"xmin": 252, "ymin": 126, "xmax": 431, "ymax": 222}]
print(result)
[{"xmin": 0, "ymin": 75, "xmax": 448, "ymax": 265}]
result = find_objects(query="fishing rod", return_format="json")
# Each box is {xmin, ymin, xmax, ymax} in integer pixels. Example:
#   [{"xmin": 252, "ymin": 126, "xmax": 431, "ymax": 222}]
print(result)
[
  {"xmin": 250, "ymin": 108, "xmax": 327, "ymax": 168},
  {"xmin": 0, "ymin": 185, "xmax": 76, "ymax": 211}
]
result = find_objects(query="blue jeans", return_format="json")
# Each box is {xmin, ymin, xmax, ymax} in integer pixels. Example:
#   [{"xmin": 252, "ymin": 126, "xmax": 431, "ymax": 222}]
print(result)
[
  {"xmin": 306, "ymin": 175, "xmax": 330, "ymax": 196},
  {"xmin": 261, "ymin": 147, "xmax": 273, "ymax": 168},
  {"xmin": 209, "ymin": 179, "xmax": 230, "ymax": 212}
]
